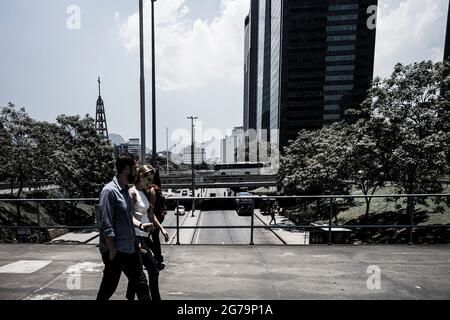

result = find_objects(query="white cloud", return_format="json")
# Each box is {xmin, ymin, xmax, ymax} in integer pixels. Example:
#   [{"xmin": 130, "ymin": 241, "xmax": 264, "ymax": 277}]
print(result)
[
  {"xmin": 375, "ymin": 0, "xmax": 448, "ymax": 78},
  {"xmin": 118, "ymin": 0, "xmax": 249, "ymax": 92}
]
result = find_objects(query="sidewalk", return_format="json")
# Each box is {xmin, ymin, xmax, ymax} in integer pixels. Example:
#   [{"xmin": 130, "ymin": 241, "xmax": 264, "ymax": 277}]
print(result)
[
  {"xmin": 1, "ymin": 244, "xmax": 450, "ymax": 300},
  {"xmin": 254, "ymin": 210, "xmax": 309, "ymax": 245},
  {"xmin": 50, "ymin": 230, "xmax": 98, "ymax": 244},
  {"xmin": 168, "ymin": 210, "xmax": 201, "ymax": 245}
]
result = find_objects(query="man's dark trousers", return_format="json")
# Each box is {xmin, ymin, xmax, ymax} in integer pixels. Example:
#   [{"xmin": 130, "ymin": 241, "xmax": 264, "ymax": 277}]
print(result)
[{"xmin": 97, "ymin": 251, "xmax": 150, "ymax": 300}]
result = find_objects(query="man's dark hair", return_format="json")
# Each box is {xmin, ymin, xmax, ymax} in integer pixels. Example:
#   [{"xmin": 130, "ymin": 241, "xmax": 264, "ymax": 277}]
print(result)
[{"xmin": 116, "ymin": 154, "xmax": 135, "ymax": 174}]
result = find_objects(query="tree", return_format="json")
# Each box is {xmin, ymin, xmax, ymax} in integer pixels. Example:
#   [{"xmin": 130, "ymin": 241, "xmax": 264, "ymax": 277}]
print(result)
[
  {"xmin": 345, "ymin": 122, "xmax": 389, "ymax": 223},
  {"xmin": 361, "ymin": 61, "xmax": 450, "ymax": 215},
  {"xmin": 28, "ymin": 121, "xmax": 61, "ymax": 189},
  {"xmin": 279, "ymin": 123, "xmax": 352, "ymax": 222},
  {"xmin": 280, "ymin": 123, "xmax": 351, "ymax": 197},
  {"xmin": 52, "ymin": 114, "xmax": 115, "ymax": 199},
  {"xmin": 0, "ymin": 103, "xmax": 35, "ymax": 198}
]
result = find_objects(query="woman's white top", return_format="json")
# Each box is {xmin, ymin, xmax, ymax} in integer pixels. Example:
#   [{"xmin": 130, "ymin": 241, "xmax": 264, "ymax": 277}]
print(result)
[{"xmin": 129, "ymin": 186, "xmax": 151, "ymax": 237}]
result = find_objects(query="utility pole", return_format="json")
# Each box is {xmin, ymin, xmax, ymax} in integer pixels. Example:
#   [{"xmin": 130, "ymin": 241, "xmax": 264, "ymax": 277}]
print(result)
[
  {"xmin": 188, "ymin": 116, "xmax": 198, "ymax": 217},
  {"xmin": 151, "ymin": 0, "xmax": 157, "ymax": 167},
  {"xmin": 139, "ymin": 0, "xmax": 146, "ymax": 164},
  {"xmin": 166, "ymin": 127, "xmax": 169, "ymax": 173}
]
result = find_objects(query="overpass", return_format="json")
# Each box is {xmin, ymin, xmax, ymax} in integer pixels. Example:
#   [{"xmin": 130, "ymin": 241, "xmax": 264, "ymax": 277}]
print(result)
[{"xmin": 160, "ymin": 174, "xmax": 279, "ymax": 189}]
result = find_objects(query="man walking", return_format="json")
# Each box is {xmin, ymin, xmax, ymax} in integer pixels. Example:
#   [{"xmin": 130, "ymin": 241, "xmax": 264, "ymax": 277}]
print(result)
[{"xmin": 96, "ymin": 156, "xmax": 150, "ymax": 300}]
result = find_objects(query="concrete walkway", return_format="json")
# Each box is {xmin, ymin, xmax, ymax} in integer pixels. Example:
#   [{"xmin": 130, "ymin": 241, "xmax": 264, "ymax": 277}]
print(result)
[
  {"xmin": 0, "ymin": 244, "xmax": 449, "ymax": 300},
  {"xmin": 254, "ymin": 210, "xmax": 309, "ymax": 245}
]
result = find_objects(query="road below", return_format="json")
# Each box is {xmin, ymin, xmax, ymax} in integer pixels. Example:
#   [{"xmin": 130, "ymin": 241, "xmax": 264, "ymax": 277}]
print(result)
[{"xmin": 192, "ymin": 210, "xmax": 283, "ymax": 245}]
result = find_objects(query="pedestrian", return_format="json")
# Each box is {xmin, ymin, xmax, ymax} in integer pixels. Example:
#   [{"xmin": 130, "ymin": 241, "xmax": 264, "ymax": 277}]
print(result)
[
  {"xmin": 269, "ymin": 202, "xmax": 277, "ymax": 225},
  {"xmin": 96, "ymin": 155, "xmax": 151, "ymax": 300},
  {"xmin": 126, "ymin": 164, "xmax": 169, "ymax": 300},
  {"xmin": 147, "ymin": 169, "xmax": 169, "ymax": 271}
]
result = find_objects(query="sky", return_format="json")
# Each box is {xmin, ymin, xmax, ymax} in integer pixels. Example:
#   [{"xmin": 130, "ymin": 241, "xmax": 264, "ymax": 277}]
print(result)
[{"xmin": 0, "ymin": 0, "xmax": 449, "ymax": 157}]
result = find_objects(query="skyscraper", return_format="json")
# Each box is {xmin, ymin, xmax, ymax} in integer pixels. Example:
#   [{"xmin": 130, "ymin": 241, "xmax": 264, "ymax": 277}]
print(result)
[
  {"xmin": 249, "ymin": 0, "xmax": 377, "ymax": 150},
  {"xmin": 243, "ymin": 0, "xmax": 259, "ymax": 133},
  {"xmin": 256, "ymin": 0, "xmax": 272, "ymax": 136}
]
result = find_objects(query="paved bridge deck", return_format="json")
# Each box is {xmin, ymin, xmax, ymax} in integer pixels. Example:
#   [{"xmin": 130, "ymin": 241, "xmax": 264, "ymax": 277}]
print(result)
[{"xmin": 0, "ymin": 244, "xmax": 449, "ymax": 300}]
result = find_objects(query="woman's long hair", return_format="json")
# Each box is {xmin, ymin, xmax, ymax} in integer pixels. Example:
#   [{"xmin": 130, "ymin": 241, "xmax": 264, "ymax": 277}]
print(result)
[
  {"xmin": 152, "ymin": 170, "xmax": 162, "ymax": 189},
  {"xmin": 134, "ymin": 164, "xmax": 155, "ymax": 187}
]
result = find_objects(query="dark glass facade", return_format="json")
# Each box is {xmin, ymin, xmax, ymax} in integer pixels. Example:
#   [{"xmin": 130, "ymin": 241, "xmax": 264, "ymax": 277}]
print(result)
[
  {"xmin": 243, "ymin": 0, "xmax": 259, "ymax": 133},
  {"xmin": 249, "ymin": 0, "xmax": 377, "ymax": 149},
  {"xmin": 256, "ymin": 0, "xmax": 272, "ymax": 135},
  {"xmin": 243, "ymin": 15, "xmax": 251, "ymax": 131},
  {"xmin": 270, "ymin": 0, "xmax": 282, "ymax": 144}
]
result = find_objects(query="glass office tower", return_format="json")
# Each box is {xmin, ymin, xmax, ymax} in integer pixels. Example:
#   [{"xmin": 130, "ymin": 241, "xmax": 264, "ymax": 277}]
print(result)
[{"xmin": 248, "ymin": 0, "xmax": 376, "ymax": 149}]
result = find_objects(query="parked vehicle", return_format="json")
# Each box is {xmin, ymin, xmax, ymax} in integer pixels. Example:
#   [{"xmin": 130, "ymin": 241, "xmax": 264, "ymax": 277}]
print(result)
[{"xmin": 175, "ymin": 205, "xmax": 185, "ymax": 215}]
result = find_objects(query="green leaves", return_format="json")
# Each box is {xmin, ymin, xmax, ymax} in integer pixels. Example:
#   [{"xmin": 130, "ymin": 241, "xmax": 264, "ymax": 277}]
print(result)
[
  {"xmin": 0, "ymin": 105, "xmax": 115, "ymax": 199},
  {"xmin": 279, "ymin": 61, "xmax": 450, "ymax": 220}
]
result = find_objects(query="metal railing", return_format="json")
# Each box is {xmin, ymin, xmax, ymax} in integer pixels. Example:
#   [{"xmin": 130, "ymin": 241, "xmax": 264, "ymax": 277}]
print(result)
[{"xmin": 0, "ymin": 194, "xmax": 449, "ymax": 245}]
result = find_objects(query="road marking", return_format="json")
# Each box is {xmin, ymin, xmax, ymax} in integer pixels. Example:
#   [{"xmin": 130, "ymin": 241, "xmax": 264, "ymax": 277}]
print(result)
[
  {"xmin": 64, "ymin": 262, "xmax": 103, "ymax": 274},
  {"xmin": 168, "ymin": 211, "xmax": 189, "ymax": 244},
  {"xmin": 192, "ymin": 211, "xmax": 204, "ymax": 245},
  {"xmin": 24, "ymin": 293, "xmax": 68, "ymax": 300},
  {"xmin": 166, "ymin": 292, "xmax": 184, "ymax": 295},
  {"xmin": 24, "ymin": 261, "xmax": 104, "ymax": 300},
  {"xmin": 0, "ymin": 260, "xmax": 52, "ymax": 274}
]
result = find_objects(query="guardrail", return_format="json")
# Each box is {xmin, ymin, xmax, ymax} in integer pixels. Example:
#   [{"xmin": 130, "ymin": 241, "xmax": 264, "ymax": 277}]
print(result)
[{"xmin": 0, "ymin": 194, "xmax": 449, "ymax": 245}]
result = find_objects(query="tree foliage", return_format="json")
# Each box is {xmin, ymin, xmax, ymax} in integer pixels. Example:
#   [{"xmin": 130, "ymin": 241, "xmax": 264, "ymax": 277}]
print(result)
[
  {"xmin": 51, "ymin": 115, "xmax": 115, "ymax": 198},
  {"xmin": 279, "ymin": 61, "xmax": 450, "ymax": 221},
  {"xmin": 0, "ymin": 103, "xmax": 35, "ymax": 197},
  {"xmin": 0, "ymin": 106, "xmax": 115, "ymax": 199}
]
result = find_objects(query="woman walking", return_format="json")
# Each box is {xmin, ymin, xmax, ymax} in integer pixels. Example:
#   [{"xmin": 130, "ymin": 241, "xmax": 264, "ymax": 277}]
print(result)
[
  {"xmin": 126, "ymin": 165, "xmax": 169, "ymax": 300},
  {"xmin": 147, "ymin": 170, "xmax": 168, "ymax": 270}
]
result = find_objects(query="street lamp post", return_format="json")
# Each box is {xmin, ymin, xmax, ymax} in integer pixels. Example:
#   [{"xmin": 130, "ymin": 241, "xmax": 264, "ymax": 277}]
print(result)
[
  {"xmin": 166, "ymin": 127, "xmax": 169, "ymax": 173},
  {"xmin": 188, "ymin": 116, "xmax": 198, "ymax": 217},
  {"xmin": 139, "ymin": 0, "xmax": 146, "ymax": 164},
  {"xmin": 151, "ymin": 0, "xmax": 157, "ymax": 167}
]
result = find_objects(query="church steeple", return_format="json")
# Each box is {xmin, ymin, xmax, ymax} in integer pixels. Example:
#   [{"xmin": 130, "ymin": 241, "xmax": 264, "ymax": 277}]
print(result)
[{"xmin": 95, "ymin": 77, "xmax": 109, "ymax": 140}]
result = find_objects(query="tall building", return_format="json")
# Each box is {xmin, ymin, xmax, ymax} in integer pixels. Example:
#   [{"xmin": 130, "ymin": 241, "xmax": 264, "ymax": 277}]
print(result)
[
  {"xmin": 113, "ymin": 138, "xmax": 141, "ymax": 161},
  {"xmin": 249, "ymin": 0, "xmax": 377, "ymax": 149},
  {"xmin": 181, "ymin": 146, "xmax": 206, "ymax": 165},
  {"xmin": 243, "ymin": 0, "xmax": 259, "ymax": 132},
  {"xmin": 220, "ymin": 126, "xmax": 245, "ymax": 164},
  {"xmin": 256, "ymin": 0, "xmax": 272, "ymax": 136}
]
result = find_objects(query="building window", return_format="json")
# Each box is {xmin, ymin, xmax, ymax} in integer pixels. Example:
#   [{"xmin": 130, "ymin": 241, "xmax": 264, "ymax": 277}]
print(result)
[
  {"xmin": 325, "ymin": 55, "xmax": 356, "ymax": 62},
  {"xmin": 329, "ymin": 4, "xmax": 359, "ymax": 11},
  {"xmin": 328, "ymin": 14, "xmax": 358, "ymax": 22},
  {"xmin": 326, "ymin": 25, "xmax": 357, "ymax": 32},
  {"xmin": 327, "ymin": 45, "xmax": 356, "ymax": 52}
]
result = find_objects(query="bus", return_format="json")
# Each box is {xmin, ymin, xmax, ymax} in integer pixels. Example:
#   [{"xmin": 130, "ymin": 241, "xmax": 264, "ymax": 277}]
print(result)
[
  {"xmin": 213, "ymin": 162, "xmax": 264, "ymax": 176},
  {"xmin": 235, "ymin": 192, "xmax": 254, "ymax": 216}
]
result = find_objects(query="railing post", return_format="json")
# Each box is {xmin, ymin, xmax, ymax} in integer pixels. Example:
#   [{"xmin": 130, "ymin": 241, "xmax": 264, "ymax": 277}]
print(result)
[
  {"xmin": 408, "ymin": 196, "xmax": 414, "ymax": 245},
  {"xmin": 249, "ymin": 198, "xmax": 255, "ymax": 245},
  {"xmin": 328, "ymin": 197, "xmax": 333, "ymax": 245},
  {"xmin": 36, "ymin": 201, "xmax": 41, "ymax": 244},
  {"xmin": 176, "ymin": 200, "xmax": 180, "ymax": 245}
]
